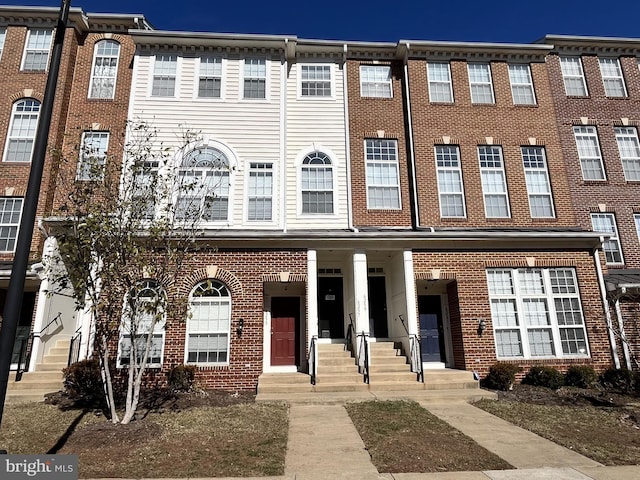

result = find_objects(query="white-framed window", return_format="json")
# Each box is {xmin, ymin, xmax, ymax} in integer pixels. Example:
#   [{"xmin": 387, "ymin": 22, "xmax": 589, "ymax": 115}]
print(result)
[
  {"xmin": 247, "ymin": 162, "xmax": 273, "ymax": 221},
  {"xmin": 0, "ymin": 28, "xmax": 6, "ymax": 60},
  {"xmin": 478, "ymin": 146, "xmax": 509, "ymax": 218},
  {"xmin": 243, "ymin": 57, "xmax": 266, "ymax": 99},
  {"xmin": 0, "ymin": 197, "xmax": 23, "ymax": 252},
  {"xmin": 77, "ymin": 131, "xmax": 109, "ymax": 181},
  {"xmin": 591, "ymin": 213, "xmax": 624, "ymax": 265},
  {"xmin": 487, "ymin": 268, "xmax": 589, "ymax": 359},
  {"xmin": 508, "ymin": 64, "xmax": 536, "ymax": 105},
  {"xmin": 573, "ymin": 126, "xmax": 605, "ymax": 180},
  {"xmin": 521, "ymin": 147, "xmax": 555, "ymax": 218},
  {"xmin": 176, "ymin": 146, "xmax": 230, "ymax": 222},
  {"xmin": 635, "ymin": 214, "xmax": 640, "ymax": 244},
  {"xmin": 21, "ymin": 28, "xmax": 52, "ymax": 71},
  {"xmin": 435, "ymin": 145, "xmax": 466, "ymax": 218},
  {"xmin": 198, "ymin": 55, "xmax": 222, "ymax": 98},
  {"xmin": 365, "ymin": 139, "xmax": 400, "ymax": 209},
  {"xmin": 559, "ymin": 56, "xmax": 588, "ymax": 96},
  {"xmin": 468, "ymin": 63, "xmax": 494, "ymax": 104},
  {"xmin": 301, "ymin": 151, "xmax": 333, "ymax": 214},
  {"xmin": 614, "ymin": 126, "xmax": 640, "ymax": 181},
  {"xmin": 599, "ymin": 57, "xmax": 627, "ymax": 97},
  {"xmin": 118, "ymin": 280, "xmax": 166, "ymax": 368},
  {"xmin": 300, "ymin": 64, "xmax": 332, "ymax": 98},
  {"xmin": 131, "ymin": 159, "xmax": 159, "ymax": 220},
  {"xmin": 360, "ymin": 65, "xmax": 392, "ymax": 98},
  {"xmin": 427, "ymin": 62, "xmax": 453, "ymax": 103},
  {"xmin": 151, "ymin": 55, "xmax": 177, "ymax": 97},
  {"xmin": 3, "ymin": 99, "xmax": 40, "ymax": 163},
  {"xmin": 88, "ymin": 40, "xmax": 120, "ymax": 99},
  {"xmin": 186, "ymin": 279, "xmax": 231, "ymax": 365}
]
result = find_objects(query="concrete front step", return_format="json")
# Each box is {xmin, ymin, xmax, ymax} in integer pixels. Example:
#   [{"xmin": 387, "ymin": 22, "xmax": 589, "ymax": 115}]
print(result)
[
  {"xmin": 48, "ymin": 347, "xmax": 70, "ymax": 356},
  {"xmin": 369, "ymin": 372, "xmax": 419, "ymax": 382},
  {"xmin": 35, "ymin": 363, "xmax": 67, "ymax": 372},
  {"xmin": 5, "ymin": 390, "xmax": 54, "ymax": 404},
  {"xmin": 315, "ymin": 374, "xmax": 364, "ymax": 384},
  {"xmin": 7, "ymin": 379, "xmax": 63, "ymax": 391},
  {"xmin": 42, "ymin": 354, "xmax": 68, "ymax": 364}
]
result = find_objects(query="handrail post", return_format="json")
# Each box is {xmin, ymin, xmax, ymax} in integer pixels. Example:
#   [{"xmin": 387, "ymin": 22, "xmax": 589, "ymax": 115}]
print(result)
[{"xmin": 309, "ymin": 335, "xmax": 318, "ymax": 385}]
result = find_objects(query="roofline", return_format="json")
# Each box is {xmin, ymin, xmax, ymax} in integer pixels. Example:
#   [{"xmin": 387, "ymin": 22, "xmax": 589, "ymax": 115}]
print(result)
[
  {"xmin": 130, "ymin": 29, "xmax": 296, "ymax": 49},
  {"xmin": 399, "ymin": 39, "xmax": 552, "ymax": 57}
]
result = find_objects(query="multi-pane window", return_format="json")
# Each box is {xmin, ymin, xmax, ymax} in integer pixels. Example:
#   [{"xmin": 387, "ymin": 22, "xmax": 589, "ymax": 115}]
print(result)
[
  {"xmin": 591, "ymin": 213, "xmax": 624, "ymax": 265},
  {"xmin": 614, "ymin": 127, "xmax": 640, "ymax": 181},
  {"xmin": 118, "ymin": 280, "xmax": 165, "ymax": 368},
  {"xmin": 0, "ymin": 28, "xmax": 6, "ymax": 59},
  {"xmin": 248, "ymin": 163, "xmax": 273, "ymax": 221},
  {"xmin": 77, "ymin": 131, "xmax": 109, "ymax": 180},
  {"xmin": 4, "ymin": 99, "xmax": 40, "ymax": 162},
  {"xmin": 360, "ymin": 65, "xmax": 392, "ymax": 98},
  {"xmin": 198, "ymin": 56, "xmax": 222, "ymax": 98},
  {"xmin": 508, "ymin": 64, "xmax": 536, "ymax": 105},
  {"xmin": 487, "ymin": 268, "xmax": 589, "ymax": 359},
  {"xmin": 521, "ymin": 147, "xmax": 555, "ymax": 218},
  {"xmin": 88, "ymin": 40, "xmax": 120, "ymax": 99},
  {"xmin": 478, "ymin": 146, "xmax": 509, "ymax": 218},
  {"xmin": 365, "ymin": 139, "xmax": 400, "ymax": 209},
  {"xmin": 573, "ymin": 126, "xmax": 605, "ymax": 180},
  {"xmin": 186, "ymin": 280, "xmax": 231, "ymax": 365},
  {"xmin": 427, "ymin": 62, "xmax": 453, "ymax": 103},
  {"xmin": 132, "ymin": 159, "xmax": 159, "ymax": 220},
  {"xmin": 468, "ymin": 63, "xmax": 494, "ymax": 104},
  {"xmin": 22, "ymin": 28, "xmax": 52, "ymax": 71},
  {"xmin": 300, "ymin": 64, "xmax": 332, "ymax": 97},
  {"xmin": 435, "ymin": 145, "xmax": 465, "ymax": 217},
  {"xmin": 635, "ymin": 214, "xmax": 640, "ymax": 244},
  {"xmin": 243, "ymin": 57, "xmax": 266, "ymax": 99},
  {"xmin": 599, "ymin": 58, "xmax": 627, "ymax": 97},
  {"xmin": 0, "ymin": 198, "xmax": 23, "ymax": 252},
  {"xmin": 177, "ymin": 147, "xmax": 230, "ymax": 222},
  {"xmin": 151, "ymin": 55, "xmax": 177, "ymax": 97},
  {"xmin": 559, "ymin": 56, "xmax": 588, "ymax": 96},
  {"xmin": 301, "ymin": 152, "xmax": 333, "ymax": 214}
]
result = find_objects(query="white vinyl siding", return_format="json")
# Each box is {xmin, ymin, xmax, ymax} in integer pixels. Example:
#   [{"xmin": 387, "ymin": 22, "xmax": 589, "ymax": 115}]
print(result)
[
  {"xmin": 3, "ymin": 99, "xmax": 40, "ymax": 163},
  {"xmin": 573, "ymin": 126, "xmax": 605, "ymax": 181},
  {"xmin": 599, "ymin": 58, "xmax": 627, "ymax": 97},
  {"xmin": 21, "ymin": 28, "xmax": 52, "ymax": 71},
  {"xmin": 360, "ymin": 65, "xmax": 392, "ymax": 98},
  {"xmin": 198, "ymin": 56, "xmax": 222, "ymax": 98},
  {"xmin": 478, "ymin": 146, "xmax": 509, "ymax": 218},
  {"xmin": 300, "ymin": 64, "xmax": 332, "ymax": 98},
  {"xmin": 152, "ymin": 55, "xmax": 177, "ymax": 97},
  {"xmin": 521, "ymin": 147, "xmax": 555, "ymax": 218},
  {"xmin": 89, "ymin": 40, "xmax": 120, "ymax": 99},
  {"xmin": 0, "ymin": 197, "xmax": 23, "ymax": 252},
  {"xmin": 366, "ymin": 139, "xmax": 400, "ymax": 209},
  {"xmin": 508, "ymin": 64, "xmax": 536, "ymax": 105},
  {"xmin": 591, "ymin": 213, "xmax": 624, "ymax": 265},
  {"xmin": 247, "ymin": 162, "xmax": 273, "ymax": 221},
  {"xmin": 243, "ymin": 57, "xmax": 267, "ymax": 99},
  {"xmin": 468, "ymin": 63, "xmax": 494, "ymax": 104},
  {"xmin": 560, "ymin": 56, "xmax": 588, "ymax": 96},
  {"xmin": 614, "ymin": 127, "xmax": 640, "ymax": 181},
  {"xmin": 427, "ymin": 62, "xmax": 453, "ymax": 103},
  {"xmin": 435, "ymin": 145, "xmax": 465, "ymax": 218},
  {"xmin": 77, "ymin": 131, "xmax": 109, "ymax": 180}
]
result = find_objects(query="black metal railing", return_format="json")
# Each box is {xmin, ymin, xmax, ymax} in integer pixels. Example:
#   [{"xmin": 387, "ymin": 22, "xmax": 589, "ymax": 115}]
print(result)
[
  {"xmin": 357, "ymin": 331, "xmax": 370, "ymax": 384},
  {"xmin": 398, "ymin": 315, "xmax": 424, "ymax": 383},
  {"xmin": 346, "ymin": 313, "xmax": 356, "ymax": 354},
  {"xmin": 68, "ymin": 328, "xmax": 82, "ymax": 366},
  {"xmin": 14, "ymin": 313, "xmax": 63, "ymax": 382},
  {"xmin": 309, "ymin": 335, "xmax": 318, "ymax": 385}
]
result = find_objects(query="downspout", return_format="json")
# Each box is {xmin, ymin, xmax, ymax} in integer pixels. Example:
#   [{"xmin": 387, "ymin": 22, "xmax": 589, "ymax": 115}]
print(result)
[
  {"xmin": 613, "ymin": 294, "xmax": 632, "ymax": 370},
  {"xmin": 593, "ymin": 242, "xmax": 620, "ymax": 369},
  {"xmin": 281, "ymin": 39, "xmax": 289, "ymax": 233},
  {"xmin": 401, "ymin": 43, "xmax": 420, "ymax": 229},
  {"xmin": 342, "ymin": 44, "xmax": 357, "ymax": 232}
]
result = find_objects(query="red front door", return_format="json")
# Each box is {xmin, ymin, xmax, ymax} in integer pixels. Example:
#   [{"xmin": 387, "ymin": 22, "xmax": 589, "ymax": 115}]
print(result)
[{"xmin": 271, "ymin": 297, "xmax": 300, "ymax": 366}]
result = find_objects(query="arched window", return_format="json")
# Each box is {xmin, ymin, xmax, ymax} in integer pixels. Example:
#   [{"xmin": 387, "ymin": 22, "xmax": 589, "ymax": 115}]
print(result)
[
  {"xmin": 177, "ymin": 146, "xmax": 230, "ymax": 221},
  {"xmin": 4, "ymin": 99, "xmax": 40, "ymax": 162},
  {"xmin": 301, "ymin": 151, "xmax": 333, "ymax": 214},
  {"xmin": 89, "ymin": 40, "xmax": 120, "ymax": 99},
  {"xmin": 185, "ymin": 280, "xmax": 231, "ymax": 364}
]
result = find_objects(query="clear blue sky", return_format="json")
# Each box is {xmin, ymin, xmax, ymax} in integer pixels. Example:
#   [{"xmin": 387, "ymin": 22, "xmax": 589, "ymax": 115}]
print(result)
[{"xmin": 11, "ymin": 1, "xmax": 640, "ymax": 43}]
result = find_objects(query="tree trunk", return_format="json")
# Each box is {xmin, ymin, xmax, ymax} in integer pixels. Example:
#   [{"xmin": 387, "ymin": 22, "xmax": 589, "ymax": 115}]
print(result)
[{"xmin": 99, "ymin": 335, "xmax": 119, "ymax": 423}]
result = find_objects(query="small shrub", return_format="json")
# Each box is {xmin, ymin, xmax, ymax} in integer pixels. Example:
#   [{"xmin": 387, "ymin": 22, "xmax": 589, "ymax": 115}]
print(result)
[
  {"xmin": 522, "ymin": 366, "xmax": 564, "ymax": 389},
  {"xmin": 168, "ymin": 364, "xmax": 197, "ymax": 392},
  {"xmin": 564, "ymin": 365, "xmax": 597, "ymax": 388},
  {"xmin": 600, "ymin": 368, "xmax": 635, "ymax": 393},
  {"xmin": 483, "ymin": 363, "xmax": 521, "ymax": 391},
  {"xmin": 62, "ymin": 359, "xmax": 105, "ymax": 407}
]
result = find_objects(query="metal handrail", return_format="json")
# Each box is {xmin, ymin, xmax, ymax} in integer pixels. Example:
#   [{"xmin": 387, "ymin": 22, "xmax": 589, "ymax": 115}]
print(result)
[
  {"xmin": 14, "ymin": 313, "xmax": 64, "ymax": 381},
  {"xmin": 398, "ymin": 315, "xmax": 424, "ymax": 383},
  {"xmin": 32, "ymin": 312, "xmax": 62, "ymax": 339},
  {"xmin": 67, "ymin": 327, "xmax": 82, "ymax": 366},
  {"xmin": 309, "ymin": 335, "xmax": 318, "ymax": 385},
  {"xmin": 357, "ymin": 331, "xmax": 370, "ymax": 384},
  {"xmin": 346, "ymin": 313, "xmax": 355, "ymax": 353}
]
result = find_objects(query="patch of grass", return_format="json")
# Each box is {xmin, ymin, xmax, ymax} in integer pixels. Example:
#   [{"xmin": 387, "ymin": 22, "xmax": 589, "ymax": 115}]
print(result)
[
  {"xmin": 345, "ymin": 400, "xmax": 512, "ymax": 473},
  {"xmin": 475, "ymin": 399, "xmax": 640, "ymax": 466}
]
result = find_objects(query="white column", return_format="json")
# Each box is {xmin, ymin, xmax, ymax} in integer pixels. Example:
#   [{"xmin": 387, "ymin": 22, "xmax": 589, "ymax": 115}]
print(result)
[
  {"xmin": 403, "ymin": 249, "xmax": 418, "ymax": 336},
  {"xmin": 28, "ymin": 238, "xmax": 56, "ymax": 371},
  {"xmin": 352, "ymin": 249, "xmax": 369, "ymax": 334},
  {"xmin": 307, "ymin": 249, "xmax": 318, "ymax": 343}
]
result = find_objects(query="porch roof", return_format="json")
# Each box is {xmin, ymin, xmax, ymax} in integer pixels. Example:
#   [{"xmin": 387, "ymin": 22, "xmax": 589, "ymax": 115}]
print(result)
[{"xmin": 605, "ymin": 269, "xmax": 640, "ymax": 295}]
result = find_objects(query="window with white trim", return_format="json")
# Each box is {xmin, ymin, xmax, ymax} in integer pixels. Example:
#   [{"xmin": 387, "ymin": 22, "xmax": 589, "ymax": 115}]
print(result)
[
  {"xmin": 478, "ymin": 146, "xmax": 509, "ymax": 218},
  {"xmin": 487, "ymin": 268, "xmax": 589, "ymax": 359},
  {"xmin": 0, "ymin": 197, "xmax": 23, "ymax": 252},
  {"xmin": 300, "ymin": 64, "xmax": 332, "ymax": 97},
  {"xmin": 151, "ymin": 55, "xmax": 177, "ymax": 97},
  {"xmin": 427, "ymin": 62, "xmax": 453, "ymax": 103},
  {"xmin": 521, "ymin": 147, "xmax": 555, "ymax": 218},
  {"xmin": 508, "ymin": 64, "xmax": 536, "ymax": 105},
  {"xmin": 176, "ymin": 147, "xmax": 230, "ymax": 222},
  {"xmin": 573, "ymin": 126, "xmax": 605, "ymax": 180},
  {"xmin": 560, "ymin": 56, "xmax": 588, "ymax": 96},
  {"xmin": 248, "ymin": 162, "xmax": 273, "ymax": 221},
  {"xmin": 360, "ymin": 65, "xmax": 392, "ymax": 98},
  {"xmin": 132, "ymin": 159, "xmax": 159, "ymax": 220},
  {"xmin": 468, "ymin": 63, "xmax": 494, "ymax": 104},
  {"xmin": 366, "ymin": 139, "xmax": 400, "ymax": 209},
  {"xmin": 635, "ymin": 214, "xmax": 640, "ymax": 244},
  {"xmin": 243, "ymin": 57, "xmax": 266, "ymax": 99},
  {"xmin": 198, "ymin": 55, "xmax": 222, "ymax": 98},
  {"xmin": 599, "ymin": 58, "xmax": 627, "ymax": 97},
  {"xmin": 591, "ymin": 213, "xmax": 624, "ymax": 265},
  {"xmin": 435, "ymin": 145, "xmax": 465, "ymax": 218},
  {"xmin": 3, "ymin": 99, "xmax": 40, "ymax": 162},
  {"xmin": 614, "ymin": 126, "xmax": 640, "ymax": 181},
  {"xmin": 0, "ymin": 28, "xmax": 6, "ymax": 60},
  {"xmin": 21, "ymin": 28, "xmax": 52, "ymax": 71},
  {"xmin": 118, "ymin": 280, "xmax": 166, "ymax": 368},
  {"xmin": 77, "ymin": 131, "xmax": 109, "ymax": 181},
  {"xmin": 301, "ymin": 151, "xmax": 333, "ymax": 214},
  {"xmin": 88, "ymin": 40, "xmax": 120, "ymax": 99},
  {"xmin": 186, "ymin": 280, "xmax": 231, "ymax": 365}
]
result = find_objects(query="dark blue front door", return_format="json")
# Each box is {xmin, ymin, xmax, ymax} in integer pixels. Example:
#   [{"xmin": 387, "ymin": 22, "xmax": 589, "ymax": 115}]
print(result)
[{"xmin": 418, "ymin": 295, "xmax": 445, "ymax": 363}]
